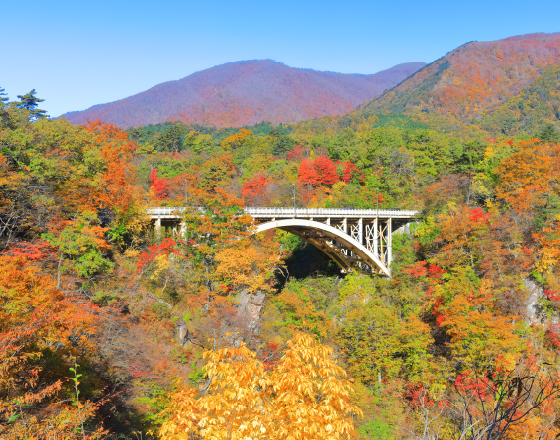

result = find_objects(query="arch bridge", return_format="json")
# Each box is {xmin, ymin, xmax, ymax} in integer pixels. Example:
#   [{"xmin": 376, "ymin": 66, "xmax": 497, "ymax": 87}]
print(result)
[{"xmin": 147, "ymin": 207, "xmax": 419, "ymax": 277}]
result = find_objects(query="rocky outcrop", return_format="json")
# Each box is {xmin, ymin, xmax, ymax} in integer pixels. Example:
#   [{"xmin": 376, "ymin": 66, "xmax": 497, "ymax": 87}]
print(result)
[
  {"xmin": 236, "ymin": 289, "xmax": 266, "ymax": 336},
  {"xmin": 524, "ymin": 278, "xmax": 544, "ymax": 324}
]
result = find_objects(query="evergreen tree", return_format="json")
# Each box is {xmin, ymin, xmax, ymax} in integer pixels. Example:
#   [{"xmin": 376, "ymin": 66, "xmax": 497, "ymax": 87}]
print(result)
[
  {"xmin": 536, "ymin": 124, "xmax": 560, "ymax": 143},
  {"xmin": 154, "ymin": 123, "xmax": 186, "ymax": 151},
  {"xmin": 0, "ymin": 87, "xmax": 8, "ymax": 127},
  {"xmin": 15, "ymin": 89, "xmax": 47, "ymax": 120},
  {"xmin": 0, "ymin": 86, "xmax": 8, "ymax": 104},
  {"xmin": 272, "ymin": 135, "xmax": 296, "ymax": 156},
  {"xmin": 270, "ymin": 126, "xmax": 295, "ymax": 156}
]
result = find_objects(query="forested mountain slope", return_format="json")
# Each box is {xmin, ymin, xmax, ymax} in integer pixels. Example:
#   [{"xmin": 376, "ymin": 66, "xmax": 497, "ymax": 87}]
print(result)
[
  {"xmin": 352, "ymin": 32, "xmax": 560, "ymax": 137},
  {"xmin": 478, "ymin": 62, "xmax": 560, "ymax": 136},
  {"xmin": 61, "ymin": 60, "xmax": 425, "ymax": 128}
]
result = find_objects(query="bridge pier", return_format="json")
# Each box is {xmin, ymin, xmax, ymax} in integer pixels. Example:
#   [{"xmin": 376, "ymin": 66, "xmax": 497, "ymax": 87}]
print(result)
[
  {"xmin": 388, "ymin": 218, "xmax": 392, "ymax": 266},
  {"xmin": 154, "ymin": 218, "xmax": 161, "ymax": 239}
]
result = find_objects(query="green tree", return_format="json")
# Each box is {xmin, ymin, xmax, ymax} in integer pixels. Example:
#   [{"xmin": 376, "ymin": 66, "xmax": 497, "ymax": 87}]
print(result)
[
  {"xmin": 15, "ymin": 89, "xmax": 47, "ymax": 120},
  {"xmin": 0, "ymin": 86, "xmax": 8, "ymax": 104},
  {"xmin": 536, "ymin": 123, "xmax": 560, "ymax": 143},
  {"xmin": 326, "ymin": 129, "xmax": 366, "ymax": 164},
  {"xmin": 271, "ymin": 126, "xmax": 295, "ymax": 156},
  {"xmin": 154, "ymin": 123, "xmax": 185, "ymax": 152},
  {"xmin": 42, "ymin": 211, "xmax": 115, "ymax": 283}
]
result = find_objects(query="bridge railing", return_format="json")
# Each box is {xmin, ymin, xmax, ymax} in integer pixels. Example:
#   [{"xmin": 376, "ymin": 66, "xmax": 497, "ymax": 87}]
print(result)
[
  {"xmin": 245, "ymin": 207, "xmax": 419, "ymax": 218},
  {"xmin": 147, "ymin": 207, "xmax": 419, "ymax": 219},
  {"xmin": 147, "ymin": 207, "xmax": 186, "ymax": 217}
]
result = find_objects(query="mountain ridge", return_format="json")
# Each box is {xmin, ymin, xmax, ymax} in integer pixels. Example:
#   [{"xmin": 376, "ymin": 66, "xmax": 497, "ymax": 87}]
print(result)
[
  {"xmin": 62, "ymin": 60, "xmax": 426, "ymax": 128},
  {"xmin": 353, "ymin": 32, "xmax": 560, "ymax": 135}
]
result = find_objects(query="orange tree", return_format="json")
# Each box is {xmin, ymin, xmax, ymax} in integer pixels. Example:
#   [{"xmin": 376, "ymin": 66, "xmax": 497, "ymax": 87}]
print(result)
[
  {"xmin": 0, "ymin": 255, "xmax": 105, "ymax": 439},
  {"xmin": 496, "ymin": 139, "xmax": 560, "ymax": 278},
  {"xmin": 0, "ymin": 117, "xmax": 139, "ymax": 243}
]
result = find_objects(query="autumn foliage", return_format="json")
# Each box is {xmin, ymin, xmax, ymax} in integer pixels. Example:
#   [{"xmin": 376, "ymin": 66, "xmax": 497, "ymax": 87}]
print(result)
[
  {"xmin": 298, "ymin": 155, "xmax": 339, "ymax": 186},
  {"xmin": 159, "ymin": 333, "xmax": 361, "ymax": 440},
  {"xmin": 5, "ymin": 39, "xmax": 560, "ymax": 438}
]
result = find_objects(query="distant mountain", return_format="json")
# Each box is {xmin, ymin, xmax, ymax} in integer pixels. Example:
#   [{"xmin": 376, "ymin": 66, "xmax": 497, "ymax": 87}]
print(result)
[
  {"xmin": 62, "ymin": 60, "xmax": 426, "ymax": 128},
  {"xmin": 354, "ymin": 33, "xmax": 560, "ymax": 135}
]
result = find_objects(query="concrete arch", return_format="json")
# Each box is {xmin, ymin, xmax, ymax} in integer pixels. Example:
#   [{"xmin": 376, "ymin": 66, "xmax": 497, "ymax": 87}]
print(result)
[{"xmin": 254, "ymin": 219, "xmax": 390, "ymax": 276}]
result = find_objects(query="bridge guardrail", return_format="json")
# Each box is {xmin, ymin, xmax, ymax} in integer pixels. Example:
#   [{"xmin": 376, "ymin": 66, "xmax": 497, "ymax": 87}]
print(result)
[
  {"xmin": 147, "ymin": 207, "xmax": 419, "ymax": 218},
  {"xmin": 245, "ymin": 207, "xmax": 419, "ymax": 218}
]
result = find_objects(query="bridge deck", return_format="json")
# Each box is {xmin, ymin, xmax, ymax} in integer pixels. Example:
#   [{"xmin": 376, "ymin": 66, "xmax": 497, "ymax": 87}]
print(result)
[
  {"xmin": 147, "ymin": 207, "xmax": 419, "ymax": 219},
  {"xmin": 246, "ymin": 207, "xmax": 418, "ymax": 219}
]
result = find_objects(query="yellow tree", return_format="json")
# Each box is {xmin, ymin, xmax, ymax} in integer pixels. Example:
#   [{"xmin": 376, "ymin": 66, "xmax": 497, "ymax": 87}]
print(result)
[
  {"xmin": 214, "ymin": 232, "xmax": 284, "ymax": 295},
  {"xmin": 158, "ymin": 332, "xmax": 361, "ymax": 440}
]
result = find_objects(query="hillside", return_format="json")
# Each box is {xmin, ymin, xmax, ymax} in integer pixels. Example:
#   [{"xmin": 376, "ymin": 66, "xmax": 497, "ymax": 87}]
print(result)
[
  {"xmin": 478, "ymin": 62, "xmax": 560, "ymax": 136},
  {"xmin": 62, "ymin": 60, "xmax": 425, "ymax": 128},
  {"xmin": 354, "ymin": 33, "xmax": 560, "ymax": 135}
]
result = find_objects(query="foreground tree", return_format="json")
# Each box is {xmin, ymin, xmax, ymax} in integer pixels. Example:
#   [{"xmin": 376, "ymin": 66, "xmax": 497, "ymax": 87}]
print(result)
[
  {"xmin": 448, "ymin": 363, "xmax": 560, "ymax": 439},
  {"xmin": 158, "ymin": 332, "xmax": 362, "ymax": 440},
  {"xmin": 0, "ymin": 255, "xmax": 105, "ymax": 438}
]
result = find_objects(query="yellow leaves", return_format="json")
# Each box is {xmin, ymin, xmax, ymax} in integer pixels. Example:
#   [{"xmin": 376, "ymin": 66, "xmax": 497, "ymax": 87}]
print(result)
[
  {"xmin": 497, "ymin": 139, "xmax": 560, "ymax": 211},
  {"xmin": 414, "ymin": 215, "xmax": 437, "ymax": 241},
  {"xmin": 472, "ymin": 173, "xmax": 494, "ymax": 199},
  {"xmin": 124, "ymin": 248, "xmax": 140, "ymax": 259},
  {"xmin": 159, "ymin": 333, "xmax": 361, "ymax": 440},
  {"xmin": 439, "ymin": 281, "xmax": 524, "ymax": 369},
  {"xmin": 221, "ymin": 129, "xmax": 254, "ymax": 151},
  {"xmin": 149, "ymin": 253, "xmax": 172, "ymax": 282},
  {"xmin": 215, "ymin": 234, "xmax": 284, "ymax": 294},
  {"xmin": 533, "ymin": 223, "xmax": 560, "ymax": 275}
]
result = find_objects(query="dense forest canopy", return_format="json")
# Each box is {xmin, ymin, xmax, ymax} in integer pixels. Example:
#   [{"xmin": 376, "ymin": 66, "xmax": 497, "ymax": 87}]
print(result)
[{"xmin": 3, "ymin": 32, "xmax": 560, "ymax": 439}]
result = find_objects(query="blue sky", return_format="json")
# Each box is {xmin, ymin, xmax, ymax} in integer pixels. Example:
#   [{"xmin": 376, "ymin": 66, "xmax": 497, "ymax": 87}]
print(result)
[{"xmin": 2, "ymin": 0, "xmax": 559, "ymax": 117}]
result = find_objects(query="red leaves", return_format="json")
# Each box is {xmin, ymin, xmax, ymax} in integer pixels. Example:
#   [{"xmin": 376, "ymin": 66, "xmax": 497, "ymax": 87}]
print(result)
[
  {"xmin": 5, "ymin": 240, "xmax": 54, "ymax": 260},
  {"xmin": 339, "ymin": 161, "xmax": 365, "ymax": 184},
  {"xmin": 150, "ymin": 168, "xmax": 169, "ymax": 200},
  {"xmin": 298, "ymin": 155, "xmax": 339, "ymax": 186},
  {"xmin": 404, "ymin": 261, "xmax": 429, "ymax": 278},
  {"xmin": 544, "ymin": 289, "xmax": 560, "ymax": 301},
  {"xmin": 405, "ymin": 383, "xmax": 441, "ymax": 410},
  {"xmin": 136, "ymin": 238, "xmax": 177, "ymax": 273},
  {"xmin": 454, "ymin": 371, "xmax": 493, "ymax": 399},
  {"xmin": 403, "ymin": 261, "xmax": 446, "ymax": 281},
  {"xmin": 468, "ymin": 207, "xmax": 491, "ymax": 224},
  {"xmin": 428, "ymin": 264, "xmax": 446, "ymax": 279},
  {"xmin": 287, "ymin": 145, "xmax": 306, "ymax": 162},
  {"xmin": 545, "ymin": 324, "xmax": 560, "ymax": 347},
  {"xmin": 403, "ymin": 261, "xmax": 447, "ymax": 325},
  {"xmin": 241, "ymin": 172, "xmax": 270, "ymax": 205},
  {"xmin": 259, "ymin": 342, "xmax": 281, "ymax": 371}
]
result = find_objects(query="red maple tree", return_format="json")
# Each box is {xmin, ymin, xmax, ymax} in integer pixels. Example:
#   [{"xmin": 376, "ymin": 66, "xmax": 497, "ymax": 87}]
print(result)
[
  {"xmin": 339, "ymin": 161, "xmax": 365, "ymax": 184},
  {"xmin": 298, "ymin": 156, "xmax": 339, "ymax": 186},
  {"xmin": 149, "ymin": 168, "xmax": 169, "ymax": 200},
  {"xmin": 241, "ymin": 172, "xmax": 270, "ymax": 206}
]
